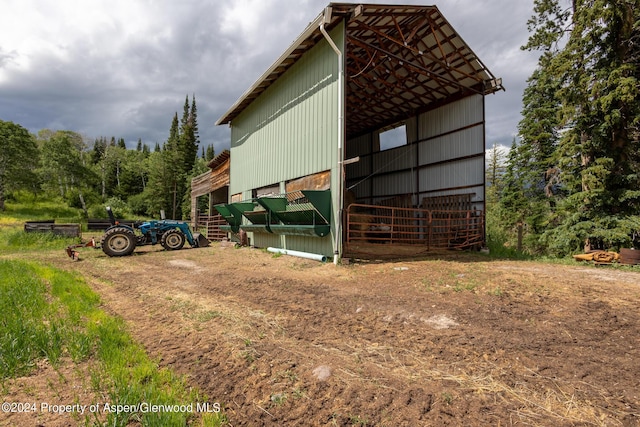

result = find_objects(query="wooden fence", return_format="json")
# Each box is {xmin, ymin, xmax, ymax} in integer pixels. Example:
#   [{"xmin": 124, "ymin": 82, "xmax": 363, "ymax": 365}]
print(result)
[{"xmin": 194, "ymin": 214, "xmax": 228, "ymax": 241}]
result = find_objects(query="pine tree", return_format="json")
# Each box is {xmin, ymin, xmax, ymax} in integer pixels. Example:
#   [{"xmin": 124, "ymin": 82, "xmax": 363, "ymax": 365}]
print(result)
[
  {"xmin": 205, "ymin": 145, "xmax": 215, "ymax": 162},
  {"xmin": 486, "ymin": 143, "xmax": 507, "ymax": 204},
  {"xmin": 191, "ymin": 94, "xmax": 200, "ymax": 147},
  {"xmin": 520, "ymin": 0, "xmax": 640, "ymax": 253}
]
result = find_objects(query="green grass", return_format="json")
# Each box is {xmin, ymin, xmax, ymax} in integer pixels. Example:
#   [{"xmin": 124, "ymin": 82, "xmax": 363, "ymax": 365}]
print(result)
[
  {"xmin": 0, "ymin": 195, "xmax": 84, "ymax": 253},
  {"xmin": 2, "ymin": 194, "xmax": 83, "ymax": 223},
  {"xmin": 0, "ymin": 227, "xmax": 81, "ymax": 253},
  {"xmin": 0, "ymin": 261, "xmax": 94, "ymax": 378},
  {"xmin": 0, "ymin": 259, "xmax": 226, "ymax": 426}
]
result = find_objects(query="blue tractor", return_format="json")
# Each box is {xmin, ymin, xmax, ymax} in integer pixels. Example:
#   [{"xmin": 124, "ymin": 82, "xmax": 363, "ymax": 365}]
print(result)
[{"xmin": 100, "ymin": 206, "xmax": 209, "ymax": 257}]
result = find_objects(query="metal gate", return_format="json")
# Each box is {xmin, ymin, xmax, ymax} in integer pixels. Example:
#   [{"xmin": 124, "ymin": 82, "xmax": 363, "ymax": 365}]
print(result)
[{"xmin": 345, "ymin": 203, "xmax": 484, "ymax": 255}]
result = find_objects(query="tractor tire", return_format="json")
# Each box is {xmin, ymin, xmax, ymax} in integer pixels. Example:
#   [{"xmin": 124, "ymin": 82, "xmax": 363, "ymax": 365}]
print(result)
[
  {"xmin": 101, "ymin": 226, "xmax": 137, "ymax": 257},
  {"xmin": 161, "ymin": 229, "xmax": 186, "ymax": 251}
]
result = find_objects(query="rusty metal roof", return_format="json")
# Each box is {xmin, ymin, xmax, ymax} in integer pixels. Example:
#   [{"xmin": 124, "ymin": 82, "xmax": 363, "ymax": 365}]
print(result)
[{"xmin": 216, "ymin": 3, "xmax": 503, "ymax": 138}]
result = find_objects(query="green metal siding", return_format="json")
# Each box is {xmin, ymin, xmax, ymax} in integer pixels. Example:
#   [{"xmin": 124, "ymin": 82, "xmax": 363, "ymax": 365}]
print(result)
[
  {"xmin": 229, "ymin": 23, "xmax": 344, "ymax": 258},
  {"xmin": 229, "ymin": 24, "xmax": 343, "ymax": 194}
]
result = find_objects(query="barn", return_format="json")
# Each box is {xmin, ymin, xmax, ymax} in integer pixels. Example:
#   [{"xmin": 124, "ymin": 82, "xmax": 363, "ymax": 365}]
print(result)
[{"xmin": 215, "ymin": 3, "xmax": 503, "ymax": 262}]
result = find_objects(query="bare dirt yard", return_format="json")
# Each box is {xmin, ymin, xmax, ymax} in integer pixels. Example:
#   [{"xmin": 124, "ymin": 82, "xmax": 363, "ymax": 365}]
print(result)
[{"xmin": 10, "ymin": 242, "xmax": 640, "ymax": 426}]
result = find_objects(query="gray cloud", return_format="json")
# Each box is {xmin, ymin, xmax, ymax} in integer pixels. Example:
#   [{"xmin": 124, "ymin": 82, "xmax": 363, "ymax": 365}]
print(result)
[{"xmin": 0, "ymin": 0, "xmax": 539, "ymax": 153}]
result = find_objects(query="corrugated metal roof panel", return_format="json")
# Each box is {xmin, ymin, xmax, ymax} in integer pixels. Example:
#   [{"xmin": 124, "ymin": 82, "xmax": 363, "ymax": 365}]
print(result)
[{"xmin": 217, "ymin": 3, "xmax": 503, "ymax": 140}]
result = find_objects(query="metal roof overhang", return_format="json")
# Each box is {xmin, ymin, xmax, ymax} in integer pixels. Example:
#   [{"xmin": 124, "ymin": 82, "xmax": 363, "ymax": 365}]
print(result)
[{"xmin": 216, "ymin": 3, "xmax": 504, "ymax": 138}]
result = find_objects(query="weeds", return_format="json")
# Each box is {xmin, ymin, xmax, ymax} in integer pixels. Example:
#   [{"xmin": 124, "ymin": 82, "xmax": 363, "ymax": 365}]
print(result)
[
  {"xmin": 0, "ymin": 228, "xmax": 79, "ymax": 253},
  {"xmin": 441, "ymin": 391, "xmax": 454, "ymax": 405},
  {"xmin": 349, "ymin": 414, "xmax": 369, "ymax": 426},
  {"xmin": 0, "ymin": 259, "xmax": 226, "ymax": 426},
  {"xmin": 270, "ymin": 392, "xmax": 287, "ymax": 406}
]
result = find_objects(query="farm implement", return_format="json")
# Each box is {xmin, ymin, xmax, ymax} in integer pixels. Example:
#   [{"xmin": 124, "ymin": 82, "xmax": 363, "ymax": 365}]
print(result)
[{"xmin": 66, "ymin": 207, "xmax": 209, "ymax": 259}]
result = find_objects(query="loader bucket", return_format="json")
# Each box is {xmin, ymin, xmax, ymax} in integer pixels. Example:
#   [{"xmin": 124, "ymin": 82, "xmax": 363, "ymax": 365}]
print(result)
[{"xmin": 194, "ymin": 233, "xmax": 210, "ymax": 248}]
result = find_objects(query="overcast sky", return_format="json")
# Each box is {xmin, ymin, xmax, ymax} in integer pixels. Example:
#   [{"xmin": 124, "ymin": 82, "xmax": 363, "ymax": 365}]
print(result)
[{"xmin": 0, "ymin": 0, "xmax": 540, "ymax": 153}]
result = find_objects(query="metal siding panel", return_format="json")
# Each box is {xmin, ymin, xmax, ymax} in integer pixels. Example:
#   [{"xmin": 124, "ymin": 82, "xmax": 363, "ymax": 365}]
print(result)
[
  {"xmin": 372, "ymin": 145, "xmax": 414, "ymax": 174},
  {"xmin": 253, "ymin": 233, "xmax": 282, "ymax": 250},
  {"xmin": 249, "ymin": 232, "xmax": 333, "ymax": 258},
  {"xmin": 349, "ymin": 179, "xmax": 371, "ymax": 202},
  {"xmin": 418, "ymin": 95, "xmax": 483, "ymax": 139},
  {"xmin": 372, "ymin": 169, "xmax": 414, "ymax": 199},
  {"xmin": 417, "ymin": 185, "xmax": 485, "ymax": 208},
  {"xmin": 229, "ymin": 25, "xmax": 341, "ymax": 195},
  {"xmin": 418, "ymin": 126, "xmax": 484, "ymax": 165},
  {"xmin": 283, "ymin": 235, "xmax": 334, "ymax": 258},
  {"xmin": 405, "ymin": 116, "xmax": 418, "ymax": 144},
  {"xmin": 346, "ymin": 134, "xmax": 372, "ymax": 158},
  {"xmin": 419, "ymin": 157, "xmax": 484, "ymax": 192}
]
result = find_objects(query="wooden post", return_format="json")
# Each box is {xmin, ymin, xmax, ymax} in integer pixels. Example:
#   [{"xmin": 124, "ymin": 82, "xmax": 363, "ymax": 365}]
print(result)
[{"xmin": 517, "ymin": 222, "xmax": 523, "ymax": 252}]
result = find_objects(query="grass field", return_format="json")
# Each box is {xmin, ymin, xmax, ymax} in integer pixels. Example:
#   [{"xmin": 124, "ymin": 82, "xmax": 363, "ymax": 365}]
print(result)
[{"xmin": 0, "ymin": 197, "xmax": 227, "ymax": 426}]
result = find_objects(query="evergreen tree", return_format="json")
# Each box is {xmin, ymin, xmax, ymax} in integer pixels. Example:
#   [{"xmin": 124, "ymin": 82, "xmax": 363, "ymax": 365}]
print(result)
[
  {"xmin": 143, "ymin": 150, "xmax": 175, "ymax": 218},
  {"xmin": 191, "ymin": 94, "xmax": 200, "ymax": 147},
  {"xmin": 499, "ymin": 139, "xmax": 529, "ymax": 232},
  {"xmin": 486, "ymin": 143, "xmax": 507, "ymax": 204},
  {"xmin": 179, "ymin": 95, "xmax": 198, "ymax": 175},
  {"xmin": 519, "ymin": 0, "xmax": 640, "ymax": 254},
  {"xmin": 91, "ymin": 137, "xmax": 107, "ymax": 165},
  {"xmin": 205, "ymin": 145, "xmax": 215, "ymax": 162},
  {"xmin": 136, "ymin": 138, "xmax": 143, "ymax": 151}
]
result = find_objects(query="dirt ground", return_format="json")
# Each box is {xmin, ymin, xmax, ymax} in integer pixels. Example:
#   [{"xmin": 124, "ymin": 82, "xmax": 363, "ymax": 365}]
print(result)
[{"xmin": 4, "ymin": 242, "xmax": 640, "ymax": 426}]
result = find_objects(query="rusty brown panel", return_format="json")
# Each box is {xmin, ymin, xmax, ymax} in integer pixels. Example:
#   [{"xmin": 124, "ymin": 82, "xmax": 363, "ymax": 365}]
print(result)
[{"xmin": 285, "ymin": 170, "xmax": 331, "ymax": 193}]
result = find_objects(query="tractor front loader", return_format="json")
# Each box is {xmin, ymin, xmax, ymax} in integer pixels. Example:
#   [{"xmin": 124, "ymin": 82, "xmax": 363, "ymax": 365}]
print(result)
[{"xmin": 100, "ymin": 207, "xmax": 209, "ymax": 257}]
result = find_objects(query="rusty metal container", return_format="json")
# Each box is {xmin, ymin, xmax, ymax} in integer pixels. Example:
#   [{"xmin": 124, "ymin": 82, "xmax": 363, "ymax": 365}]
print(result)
[{"xmin": 619, "ymin": 248, "xmax": 640, "ymax": 265}]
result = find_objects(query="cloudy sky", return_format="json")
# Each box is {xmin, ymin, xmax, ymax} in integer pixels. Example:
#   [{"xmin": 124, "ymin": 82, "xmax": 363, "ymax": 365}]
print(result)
[{"xmin": 0, "ymin": 0, "xmax": 540, "ymax": 153}]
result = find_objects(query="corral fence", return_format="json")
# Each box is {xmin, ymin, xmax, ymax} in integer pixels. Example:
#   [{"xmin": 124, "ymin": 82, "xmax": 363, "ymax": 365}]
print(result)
[{"xmin": 345, "ymin": 203, "xmax": 484, "ymax": 252}]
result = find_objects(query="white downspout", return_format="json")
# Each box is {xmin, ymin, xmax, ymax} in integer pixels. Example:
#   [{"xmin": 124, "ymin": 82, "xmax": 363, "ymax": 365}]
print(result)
[{"xmin": 320, "ymin": 12, "xmax": 344, "ymax": 265}]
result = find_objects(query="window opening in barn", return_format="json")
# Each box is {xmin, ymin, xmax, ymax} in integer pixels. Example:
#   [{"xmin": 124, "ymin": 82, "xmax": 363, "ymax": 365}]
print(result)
[{"xmin": 379, "ymin": 124, "xmax": 407, "ymax": 151}]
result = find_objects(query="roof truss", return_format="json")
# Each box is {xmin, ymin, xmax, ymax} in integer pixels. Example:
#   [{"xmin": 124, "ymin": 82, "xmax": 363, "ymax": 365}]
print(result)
[
  {"xmin": 216, "ymin": 4, "xmax": 503, "ymax": 138},
  {"xmin": 342, "ymin": 4, "xmax": 500, "ymax": 136}
]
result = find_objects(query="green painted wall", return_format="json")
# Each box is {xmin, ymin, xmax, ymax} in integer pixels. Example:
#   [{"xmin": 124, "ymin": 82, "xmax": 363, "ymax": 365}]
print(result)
[
  {"xmin": 229, "ymin": 24, "xmax": 343, "ymax": 194},
  {"xmin": 228, "ymin": 22, "xmax": 344, "ymax": 258}
]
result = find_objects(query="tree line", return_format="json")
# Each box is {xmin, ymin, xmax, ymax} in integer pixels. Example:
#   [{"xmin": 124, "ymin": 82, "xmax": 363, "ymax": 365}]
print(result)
[
  {"xmin": 0, "ymin": 95, "xmax": 214, "ymax": 220},
  {"xmin": 1, "ymin": 1, "xmax": 638, "ymax": 257},
  {"xmin": 488, "ymin": 0, "xmax": 639, "ymax": 256}
]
